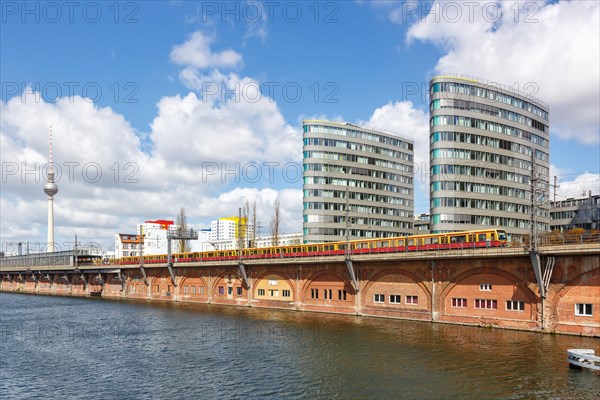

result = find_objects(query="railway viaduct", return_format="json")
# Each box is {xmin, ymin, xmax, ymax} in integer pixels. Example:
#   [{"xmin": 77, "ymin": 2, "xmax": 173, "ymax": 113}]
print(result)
[{"xmin": 1, "ymin": 244, "xmax": 598, "ymax": 337}]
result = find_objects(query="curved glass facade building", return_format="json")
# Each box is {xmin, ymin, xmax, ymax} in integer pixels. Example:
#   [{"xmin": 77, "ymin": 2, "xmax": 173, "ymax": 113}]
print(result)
[
  {"xmin": 429, "ymin": 76, "xmax": 550, "ymax": 240},
  {"xmin": 303, "ymin": 120, "xmax": 414, "ymax": 243}
]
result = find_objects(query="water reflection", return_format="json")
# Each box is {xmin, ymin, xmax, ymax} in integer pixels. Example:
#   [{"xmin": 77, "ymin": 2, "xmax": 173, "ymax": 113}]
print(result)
[{"xmin": 1, "ymin": 293, "xmax": 598, "ymax": 400}]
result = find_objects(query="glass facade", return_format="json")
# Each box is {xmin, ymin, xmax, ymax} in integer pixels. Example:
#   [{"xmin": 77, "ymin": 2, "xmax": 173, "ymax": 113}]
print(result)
[
  {"xmin": 429, "ymin": 77, "xmax": 550, "ymax": 240},
  {"xmin": 303, "ymin": 121, "xmax": 414, "ymax": 243}
]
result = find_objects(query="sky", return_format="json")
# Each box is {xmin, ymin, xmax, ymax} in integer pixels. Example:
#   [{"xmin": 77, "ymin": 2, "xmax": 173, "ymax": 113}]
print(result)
[{"xmin": 1, "ymin": 0, "xmax": 599, "ymax": 253}]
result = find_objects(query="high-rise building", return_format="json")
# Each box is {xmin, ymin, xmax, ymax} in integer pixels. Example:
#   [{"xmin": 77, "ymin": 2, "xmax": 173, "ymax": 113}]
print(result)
[
  {"xmin": 303, "ymin": 120, "xmax": 414, "ymax": 243},
  {"xmin": 429, "ymin": 75, "xmax": 550, "ymax": 240}
]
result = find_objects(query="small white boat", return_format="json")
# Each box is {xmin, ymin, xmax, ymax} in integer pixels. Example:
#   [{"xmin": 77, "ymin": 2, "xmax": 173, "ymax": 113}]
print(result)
[{"xmin": 567, "ymin": 349, "xmax": 600, "ymax": 371}]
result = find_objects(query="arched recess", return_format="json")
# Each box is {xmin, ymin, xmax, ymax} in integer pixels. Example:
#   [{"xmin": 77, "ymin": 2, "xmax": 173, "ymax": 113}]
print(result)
[
  {"xmin": 179, "ymin": 273, "xmax": 209, "ymax": 301},
  {"xmin": 24, "ymin": 275, "xmax": 37, "ymax": 292},
  {"xmin": 54, "ymin": 275, "xmax": 70, "ymax": 293},
  {"xmin": 71, "ymin": 275, "xmax": 86, "ymax": 294},
  {"xmin": 301, "ymin": 271, "xmax": 354, "ymax": 304},
  {"xmin": 106, "ymin": 274, "xmax": 124, "ymax": 295},
  {"xmin": 362, "ymin": 268, "xmax": 430, "ymax": 311},
  {"xmin": 440, "ymin": 267, "xmax": 538, "ymax": 320},
  {"xmin": 212, "ymin": 271, "xmax": 246, "ymax": 300},
  {"xmin": 553, "ymin": 268, "xmax": 600, "ymax": 326},
  {"xmin": 126, "ymin": 274, "xmax": 147, "ymax": 298},
  {"xmin": 149, "ymin": 273, "xmax": 176, "ymax": 299},
  {"xmin": 253, "ymin": 271, "xmax": 295, "ymax": 302}
]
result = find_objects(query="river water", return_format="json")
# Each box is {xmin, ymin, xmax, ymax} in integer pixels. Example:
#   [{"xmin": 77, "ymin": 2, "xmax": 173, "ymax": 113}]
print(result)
[{"xmin": 1, "ymin": 292, "xmax": 598, "ymax": 399}]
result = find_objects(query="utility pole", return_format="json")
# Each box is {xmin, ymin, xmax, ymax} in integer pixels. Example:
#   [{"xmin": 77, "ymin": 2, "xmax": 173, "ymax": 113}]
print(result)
[
  {"xmin": 74, "ymin": 234, "xmax": 78, "ymax": 269},
  {"xmin": 529, "ymin": 152, "xmax": 538, "ymax": 252}
]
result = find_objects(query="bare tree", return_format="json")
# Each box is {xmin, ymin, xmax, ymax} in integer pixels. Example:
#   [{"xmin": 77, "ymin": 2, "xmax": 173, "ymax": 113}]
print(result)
[
  {"xmin": 251, "ymin": 199, "xmax": 257, "ymax": 247},
  {"xmin": 176, "ymin": 207, "xmax": 191, "ymax": 253},
  {"xmin": 241, "ymin": 200, "xmax": 250, "ymax": 249},
  {"xmin": 270, "ymin": 197, "xmax": 281, "ymax": 247}
]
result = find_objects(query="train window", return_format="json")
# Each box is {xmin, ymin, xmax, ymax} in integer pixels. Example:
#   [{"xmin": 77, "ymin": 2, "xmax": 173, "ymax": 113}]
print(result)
[
  {"xmin": 441, "ymin": 237, "xmax": 448, "ymax": 244},
  {"xmin": 408, "ymin": 239, "xmax": 414, "ymax": 246},
  {"xmin": 450, "ymin": 236, "xmax": 466, "ymax": 243},
  {"xmin": 478, "ymin": 234, "xmax": 486, "ymax": 242}
]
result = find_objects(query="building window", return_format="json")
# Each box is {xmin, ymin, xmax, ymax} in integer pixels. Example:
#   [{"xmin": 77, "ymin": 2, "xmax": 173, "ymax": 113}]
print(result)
[
  {"xmin": 129, "ymin": 286, "xmax": 136, "ymax": 294},
  {"xmin": 390, "ymin": 295, "xmax": 401, "ymax": 304},
  {"xmin": 154, "ymin": 284, "xmax": 159, "ymax": 292},
  {"xmin": 338, "ymin": 290, "xmax": 347, "ymax": 301},
  {"xmin": 451, "ymin": 298, "xmax": 467, "ymax": 308},
  {"xmin": 268, "ymin": 289, "xmax": 279, "ymax": 297},
  {"xmin": 506, "ymin": 300, "xmax": 525, "ymax": 311},
  {"xmin": 236, "ymin": 287, "xmax": 243, "ymax": 296},
  {"xmin": 324, "ymin": 289, "xmax": 332, "ymax": 299},
  {"xmin": 311, "ymin": 288, "xmax": 318, "ymax": 299},
  {"xmin": 475, "ymin": 299, "xmax": 497, "ymax": 309},
  {"xmin": 183, "ymin": 285, "xmax": 189, "ymax": 294},
  {"xmin": 191, "ymin": 286, "xmax": 196, "ymax": 294},
  {"xmin": 218, "ymin": 286, "xmax": 224, "ymax": 295},
  {"xmin": 282, "ymin": 289, "xmax": 291, "ymax": 298},
  {"xmin": 374, "ymin": 294, "xmax": 385, "ymax": 303},
  {"xmin": 258, "ymin": 288, "xmax": 265, "ymax": 296},
  {"xmin": 480, "ymin": 284, "xmax": 492, "ymax": 291},
  {"xmin": 406, "ymin": 295, "xmax": 418, "ymax": 305},
  {"xmin": 199, "ymin": 286, "xmax": 205, "ymax": 295},
  {"xmin": 575, "ymin": 304, "xmax": 593, "ymax": 316},
  {"xmin": 228, "ymin": 287, "xmax": 233, "ymax": 295}
]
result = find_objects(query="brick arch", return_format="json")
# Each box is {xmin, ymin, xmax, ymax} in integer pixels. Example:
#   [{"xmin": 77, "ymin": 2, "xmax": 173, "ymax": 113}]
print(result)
[
  {"xmin": 106, "ymin": 274, "xmax": 124, "ymax": 295},
  {"xmin": 440, "ymin": 267, "xmax": 537, "ymax": 303},
  {"xmin": 301, "ymin": 270, "xmax": 350, "ymax": 296},
  {"xmin": 211, "ymin": 271, "xmax": 248, "ymax": 302},
  {"xmin": 552, "ymin": 268, "xmax": 600, "ymax": 329},
  {"xmin": 362, "ymin": 268, "xmax": 431, "ymax": 311},
  {"xmin": 553, "ymin": 268, "xmax": 600, "ymax": 304},
  {"xmin": 253, "ymin": 271, "xmax": 296, "ymax": 302},
  {"xmin": 179, "ymin": 273, "xmax": 209, "ymax": 289},
  {"xmin": 440, "ymin": 267, "xmax": 538, "ymax": 319},
  {"xmin": 179, "ymin": 273, "xmax": 209, "ymax": 301},
  {"xmin": 362, "ymin": 268, "xmax": 431, "ymax": 299},
  {"xmin": 126, "ymin": 273, "xmax": 147, "ymax": 298},
  {"xmin": 211, "ymin": 271, "xmax": 242, "ymax": 293},
  {"xmin": 300, "ymin": 270, "xmax": 355, "ymax": 307}
]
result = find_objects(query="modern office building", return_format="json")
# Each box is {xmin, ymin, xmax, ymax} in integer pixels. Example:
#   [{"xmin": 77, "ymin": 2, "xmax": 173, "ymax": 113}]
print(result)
[
  {"xmin": 413, "ymin": 213, "xmax": 431, "ymax": 234},
  {"xmin": 303, "ymin": 120, "xmax": 414, "ymax": 243},
  {"xmin": 550, "ymin": 192, "xmax": 599, "ymax": 232},
  {"xmin": 429, "ymin": 76, "xmax": 551, "ymax": 240}
]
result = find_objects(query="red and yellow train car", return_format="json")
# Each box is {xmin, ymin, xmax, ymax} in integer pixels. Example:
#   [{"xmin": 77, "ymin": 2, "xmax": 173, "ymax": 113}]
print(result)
[{"xmin": 116, "ymin": 229, "xmax": 507, "ymax": 265}]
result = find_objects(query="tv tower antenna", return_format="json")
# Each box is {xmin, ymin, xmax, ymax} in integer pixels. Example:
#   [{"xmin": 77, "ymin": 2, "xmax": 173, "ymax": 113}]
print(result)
[{"xmin": 44, "ymin": 125, "xmax": 59, "ymax": 252}]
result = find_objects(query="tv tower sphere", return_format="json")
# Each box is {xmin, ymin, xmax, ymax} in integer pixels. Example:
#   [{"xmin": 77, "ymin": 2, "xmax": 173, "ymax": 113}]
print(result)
[{"xmin": 44, "ymin": 172, "xmax": 58, "ymax": 197}]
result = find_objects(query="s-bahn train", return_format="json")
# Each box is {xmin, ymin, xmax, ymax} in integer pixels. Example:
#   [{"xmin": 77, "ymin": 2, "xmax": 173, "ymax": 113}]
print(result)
[{"xmin": 116, "ymin": 229, "xmax": 507, "ymax": 265}]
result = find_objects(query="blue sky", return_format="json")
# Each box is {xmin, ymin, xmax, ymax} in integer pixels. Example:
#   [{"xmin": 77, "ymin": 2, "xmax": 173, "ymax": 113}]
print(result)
[{"xmin": 1, "ymin": 1, "xmax": 599, "ymax": 252}]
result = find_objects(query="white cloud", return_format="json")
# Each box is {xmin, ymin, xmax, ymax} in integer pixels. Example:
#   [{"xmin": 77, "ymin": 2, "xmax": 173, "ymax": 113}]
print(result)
[
  {"xmin": 405, "ymin": 0, "xmax": 600, "ymax": 144},
  {"xmin": 170, "ymin": 31, "xmax": 243, "ymax": 69},
  {"xmin": 0, "ymin": 90, "xmax": 302, "ymax": 251},
  {"xmin": 555, "ymin": 172, "xmax": 600, "ymax": 200}
]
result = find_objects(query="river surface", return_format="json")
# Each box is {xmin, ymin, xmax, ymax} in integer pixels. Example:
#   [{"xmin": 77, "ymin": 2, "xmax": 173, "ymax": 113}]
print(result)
[{"xmin": 0, "ymin": 292, "xmax": 598, "ymax": 399}]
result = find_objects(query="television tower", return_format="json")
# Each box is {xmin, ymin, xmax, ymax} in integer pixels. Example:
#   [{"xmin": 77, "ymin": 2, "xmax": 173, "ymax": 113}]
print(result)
[{"xmin": 43, "ymin": 125, "xmax": 58, "ymax": 252}]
